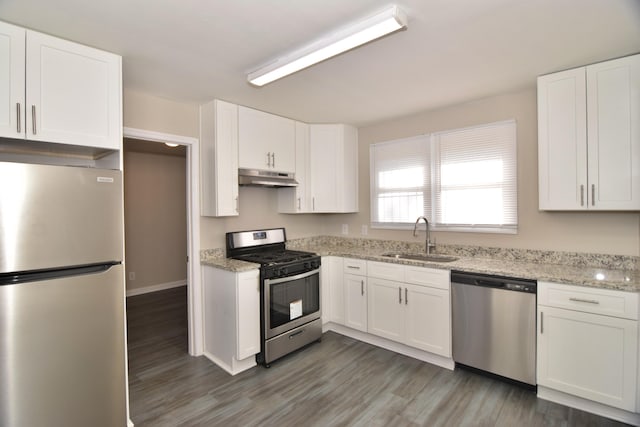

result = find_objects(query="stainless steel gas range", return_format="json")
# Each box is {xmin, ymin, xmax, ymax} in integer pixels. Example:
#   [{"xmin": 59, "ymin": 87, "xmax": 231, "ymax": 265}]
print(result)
[{"xmin": 226, "ymin": 228, "xmax": 322, "ymax": 367}]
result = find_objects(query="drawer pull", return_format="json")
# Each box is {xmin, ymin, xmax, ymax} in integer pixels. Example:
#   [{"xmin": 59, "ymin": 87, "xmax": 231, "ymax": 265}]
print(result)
[
  {"xmin": 347, "ymin": 265, "xmax": 360, "ymax": 270},
  {"xmin": 569, "ymin": 297, "xmax": 600, "ymax": 305}
]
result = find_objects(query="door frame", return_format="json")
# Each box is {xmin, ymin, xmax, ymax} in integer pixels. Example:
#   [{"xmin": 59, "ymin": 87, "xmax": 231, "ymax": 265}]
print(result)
[{"xmin": 123, "ymin": 127, "xmax": 203, "ymax": 356}]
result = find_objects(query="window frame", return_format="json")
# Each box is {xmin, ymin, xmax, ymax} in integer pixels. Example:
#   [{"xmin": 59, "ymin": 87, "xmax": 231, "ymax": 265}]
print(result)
[{"xmin": 369, "ymin": 120, "xmax": 518, "ymax": 234}]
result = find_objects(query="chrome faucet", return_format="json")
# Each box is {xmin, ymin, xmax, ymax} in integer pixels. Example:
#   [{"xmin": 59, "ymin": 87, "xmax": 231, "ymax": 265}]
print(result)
[{"xmin": 413, "ymin": 216, "xmax": 435, "ymax": 254}]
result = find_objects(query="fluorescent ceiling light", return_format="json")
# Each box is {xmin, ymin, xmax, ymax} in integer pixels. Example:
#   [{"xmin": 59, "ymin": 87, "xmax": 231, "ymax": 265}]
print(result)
[{"xmin": 247, "ymin": 5, "xmax": 408, "ymax": 87}]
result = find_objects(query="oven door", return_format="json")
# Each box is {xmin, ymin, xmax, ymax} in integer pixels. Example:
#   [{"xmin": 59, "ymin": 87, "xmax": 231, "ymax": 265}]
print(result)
[{"xmin": 264, "ymin": 269, "xmax": 320, "ymax": 339}]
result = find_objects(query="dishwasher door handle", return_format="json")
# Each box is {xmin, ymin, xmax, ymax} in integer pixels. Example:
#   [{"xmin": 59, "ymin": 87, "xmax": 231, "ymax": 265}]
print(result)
[{"xmin": 475, "ymin": 279, "xmax": 506, "ymax": 288}]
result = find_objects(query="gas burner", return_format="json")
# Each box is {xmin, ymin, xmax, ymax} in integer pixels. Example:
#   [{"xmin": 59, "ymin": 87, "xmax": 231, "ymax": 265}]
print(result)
[{"xmin": 236, "ymin": 250, "xmax": 317, "ymax": 266}]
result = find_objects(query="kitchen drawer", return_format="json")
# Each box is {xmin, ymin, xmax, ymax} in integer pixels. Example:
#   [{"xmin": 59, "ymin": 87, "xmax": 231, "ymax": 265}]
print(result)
[
  {"xmin": 538, "ymin": 281, "xmax": 638, "ymax": 320},
  {"xmin": 405, "ymin": 266, "xmax": 449, "ymax": 290},
  {"xmin": 367, "ymin": 261, "xmax": 404, "ymax": 281},
  {"xmin": 343, "ymin": 258, "xmax": 367, "ymax": 276}
]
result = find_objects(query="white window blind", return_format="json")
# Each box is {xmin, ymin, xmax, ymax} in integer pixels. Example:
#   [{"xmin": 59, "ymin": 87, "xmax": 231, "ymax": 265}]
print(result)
[
  {"xmin": 370, "ymin": 135, "xmax": 430, "ymax": 225},
  {"xmin": 432, "ymin": 120, "xmax": 517, "ymax": 232},
  {"xmin": 370, "ymin": 120, "xmax": 517, "ymax": 233}
]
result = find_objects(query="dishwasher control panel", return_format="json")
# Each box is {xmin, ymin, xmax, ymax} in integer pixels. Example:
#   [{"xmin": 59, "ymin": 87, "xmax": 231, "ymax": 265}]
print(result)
[{"xmin": 451, "ymin": 270, "xmax": 537, "ymax": 293}]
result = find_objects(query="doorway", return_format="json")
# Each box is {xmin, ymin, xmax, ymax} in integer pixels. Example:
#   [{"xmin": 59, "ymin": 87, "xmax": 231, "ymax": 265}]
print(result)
[{"xmin": 122, "ymin": 127, "xmax": 202, "ymax": 356}]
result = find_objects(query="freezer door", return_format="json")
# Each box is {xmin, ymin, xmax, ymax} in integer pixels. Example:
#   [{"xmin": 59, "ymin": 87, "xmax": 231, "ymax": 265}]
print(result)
[
  {"xmin": 0, "ymin": 162, "xmax": 123, "ymax": 273},
  {"xmin": 0, "ymin": 264, "xmax": 126, "ymax": 427}
]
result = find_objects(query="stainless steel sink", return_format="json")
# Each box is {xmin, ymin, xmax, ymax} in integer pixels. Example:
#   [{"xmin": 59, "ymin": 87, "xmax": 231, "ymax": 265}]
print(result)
[{"xmin": 381, "ymin": 252, "xmax": 459, "ymax": 263}]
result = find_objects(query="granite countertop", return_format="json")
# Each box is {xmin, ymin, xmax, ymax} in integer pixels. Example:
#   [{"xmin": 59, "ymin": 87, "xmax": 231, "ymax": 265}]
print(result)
[{"xmin": 200, "ymin": 238, "xmax": 640, "ymax": 293}]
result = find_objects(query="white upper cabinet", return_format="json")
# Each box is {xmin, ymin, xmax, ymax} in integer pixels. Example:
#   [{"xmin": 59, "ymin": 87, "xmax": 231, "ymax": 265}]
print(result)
[
  {"xmin": 309, "ymin": 124, "xmax": 359, "ymax": 213},
  {"xmin": 0, "ymin": 21, "xmax": 122, "ymax": 149},
  {"xmin": 200, "ymin": 99, "xmax": 239, "ymax": 217},
  {"xmin": 278, "ymin": 121, "xmax": 311, "ymax": 213},
  {"xmin": 538, "ymin": 54, "xmax": 640, "ymax": 210},
  {"xmin": 0, "ymin": 21, "xmax": 25, "ymax": 139},
  {"xmin": 238, "ymin": 106, "xmax": 295, "ymax": 173}
]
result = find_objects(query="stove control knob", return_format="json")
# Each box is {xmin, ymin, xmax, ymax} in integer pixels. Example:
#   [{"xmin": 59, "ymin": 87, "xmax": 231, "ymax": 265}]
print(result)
[
  {"xmin": 280, "ymin": 268, "xmax": 288, "ymax": 276},
  {"xmin": 311, "ymin": 260, "xmax": 319, "ymax": 269},
  {"xmin": 304, "ymin": 262, "xmax": 310, "ymax": 269}
]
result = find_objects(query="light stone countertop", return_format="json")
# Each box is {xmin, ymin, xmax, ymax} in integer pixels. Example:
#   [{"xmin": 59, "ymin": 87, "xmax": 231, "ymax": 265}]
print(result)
[{"xmin": 200, "ymin": 237, "xmax": 640, "ymax": 293}]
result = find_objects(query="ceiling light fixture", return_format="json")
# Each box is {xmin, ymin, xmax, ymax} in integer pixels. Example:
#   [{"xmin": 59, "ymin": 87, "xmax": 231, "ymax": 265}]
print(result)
[{"xmin": 247, "ymin": 5, "xmax": 408, "ymax": 87}]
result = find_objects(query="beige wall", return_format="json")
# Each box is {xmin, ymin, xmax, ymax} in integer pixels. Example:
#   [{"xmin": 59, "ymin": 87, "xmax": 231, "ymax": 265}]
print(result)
[
  {"xmin": 124, "ymin": 88, "xmax": 640, "ymax": 256},
  {"xmin": 123, "ymin": 147, "xmax": 187, "ymax": 290},
  {"xmin": 123, "ymin": 89, "xmax": 199, "ymax": 137},
  {"xmin": 322, "ymin": 88, "xmax": 640, "ymax": 256},
  {"xmin": 198, "ymin": 187, "xmax": 325, "ymax": 250}
]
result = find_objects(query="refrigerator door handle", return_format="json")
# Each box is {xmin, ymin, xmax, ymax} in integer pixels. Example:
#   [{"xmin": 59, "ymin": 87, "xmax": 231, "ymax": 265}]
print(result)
[{"xmin": 0, "ymin": 262, "xmax": 120, "ymax": 286}]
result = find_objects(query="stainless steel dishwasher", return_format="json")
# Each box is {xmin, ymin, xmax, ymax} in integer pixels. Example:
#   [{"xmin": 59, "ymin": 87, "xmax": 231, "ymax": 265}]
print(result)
[{"xmin": 451, "ymin": 270, "xmax": 537, "ymax": 387}]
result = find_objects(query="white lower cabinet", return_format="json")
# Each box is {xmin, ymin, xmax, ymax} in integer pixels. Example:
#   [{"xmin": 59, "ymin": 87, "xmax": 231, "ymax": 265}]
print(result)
[
  {"xmin": 404, "ymin": 283, "xmax": 450, "ymax": 356},
  {"xmin": 202, "ymin": 266, "xmax": 260, "ymax": 375},
  {"xmin": 367, "ymin": 261, "xmax": 451, "ymax": 357},
  {"xmin": 368, "ymin": 277, "xmax": 404, "ymax": 341},
  {"xmin": 321, "ymin": 256, "xmax": 344, "ymax": 325},
  {"xmin": 344, "ymin": 274, "xmax": 368, "ymax": 332},
  {"xmin": 343, "ymin": 258, "xmax": 367, "ymax": 332},
  {"xmin": 537, "ymin": 282, "xmax": 638, "ymax": 412}
]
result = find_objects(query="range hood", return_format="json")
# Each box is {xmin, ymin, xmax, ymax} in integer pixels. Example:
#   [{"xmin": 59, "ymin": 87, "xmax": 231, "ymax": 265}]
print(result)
[{"xmin": 238, "ymin": 168, "xmax": 298, "ymax": 187}]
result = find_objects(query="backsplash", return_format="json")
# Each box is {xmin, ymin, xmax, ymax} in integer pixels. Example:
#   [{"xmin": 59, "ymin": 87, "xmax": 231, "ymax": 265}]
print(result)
[{"xmin": 286, "ymin": 235, "xmax": 639, "ymax": 271}]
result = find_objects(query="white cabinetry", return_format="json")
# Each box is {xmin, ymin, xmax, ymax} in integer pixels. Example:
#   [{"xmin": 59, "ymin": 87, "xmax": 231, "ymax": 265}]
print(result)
[
  {"xmin": 309, "ymin": 124, "xmax": 358, "ymax": 213},
  {"xmin": 278, "ymin": 122, "xmax": 311, "ymax": 213},
  {"xmin": 203, "ymin": 266, "xmax": 260, "ymax": 375},
  {"xmin": 343, "ymin": 258, "xmax": 367, "ymax": 332},
  {"xmin": 320, "ymin": 256, "xmax": 344, "ymax": 325},
  {"xmin": 200, "ymin": 99, "xmax": 239, "ymax": 217},
  {"xmin": 538, "ymin": 54, "xmax": 640, "ymax": 210},
  {"xmin": 367, "ymin": 261, "xmax": 451, "ymax": 357},
  {"xmin": 0, "ymin": 21, "xmax": 122, "ymax": 149},
  {"xmin": 537, "ymin": 282, "xmax": 638, "ymax": 411},
  {"xmin": 238, "ymin": 106, "xmax": 295, "ymax": 173},
  {"xmin": 0, "ymin": 21, "xmax": 25, "ymax": 139}
]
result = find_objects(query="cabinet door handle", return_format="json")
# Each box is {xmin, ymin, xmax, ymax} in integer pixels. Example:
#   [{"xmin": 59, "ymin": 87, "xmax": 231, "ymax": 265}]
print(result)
[
  {"xmin": 312, "ymin": 197, "xmax": 315, "ymax": 211},
  {"xmin": 16, "ymin": 103, "xmax": 21, "ymax": 133},
  {"xmin": 540, "ymin": 311, "xmax": 544, "ymax": 334},
  {"xmin": 580, "ymin": 185, "xmax": 584, "ymax": 206},
  {"xmin": 398, "ymin": 286, "xmax": 402, "ymax": 304},
  {"xmin": 405, "ymin": 288, "xmax": 408, "ymax": 305},
  {"xmin": 235, "ymin": 196, "xmax": 239, "ymax": 212},
  {"xmin": 569, "ymin": 297, "xmax": 600, "ymax": 305},
  {"xmin": 266, "ymin": 152, "xmax": 271, "ymax": 167},
  {"xmin": 31, "ymin": 105, "xmax": 36, "ymax": 135},
  {"xmin": 591, "ymin": 184, "xmax": 595, "ymax": 206},
  {"xmin": 297, "ymin": 197, "xmax": 301, "ymax": 210},
  {"xmin": 271, "ymin": 152, "xmax": 276, "ymax": 168},
  {"xmin": 361, "ymin": 280, "xmax": 364, "ymax": 296}
]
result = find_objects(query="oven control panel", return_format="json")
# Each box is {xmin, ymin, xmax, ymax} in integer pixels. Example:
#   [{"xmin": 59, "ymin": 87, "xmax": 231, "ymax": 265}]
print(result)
[{"xmin": 263, "ymin": 257, "xmax": 321, "ymax": 279}]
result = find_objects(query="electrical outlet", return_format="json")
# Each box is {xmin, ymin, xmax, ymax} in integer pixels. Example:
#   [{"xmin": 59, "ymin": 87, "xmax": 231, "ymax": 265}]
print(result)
[
  {"xmin": 361, "ymin": 225, "xmax": 368, "ymax": 235},
  {"xmin": 341, "ymin": 224, "xmax": 349, "ymax": 235},
  {"xmin": 128, "ymin": 272, "xmax": 136, "ymax": 281}
]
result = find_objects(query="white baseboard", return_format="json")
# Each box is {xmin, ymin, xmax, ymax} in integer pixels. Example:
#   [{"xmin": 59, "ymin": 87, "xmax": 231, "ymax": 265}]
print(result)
[
  {"xmin": 203, "ymin": 350, "xmax": 257, "ymax": 376},
  {"xmin": 126, "ymin": 280, "xmax": 186, "ymax": 297},
  {"xmin": 323, "ymin": 322, "xmax": 455, "ymax": 371},
  {"xmin": 537, "ymin": 386, "xmax": 640, "ymax": 426}
]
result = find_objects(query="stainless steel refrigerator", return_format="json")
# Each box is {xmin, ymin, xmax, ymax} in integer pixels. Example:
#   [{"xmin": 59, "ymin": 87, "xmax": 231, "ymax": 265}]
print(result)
[{"xmin": 0, "ymin": 161, "xmax": 127, "ymax": 427}]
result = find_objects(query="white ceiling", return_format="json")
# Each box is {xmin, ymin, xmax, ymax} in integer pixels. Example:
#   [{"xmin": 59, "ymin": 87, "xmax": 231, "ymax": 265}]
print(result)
[{"xmin": 1, "ymin": 0, "xmax": 639, "ymax": 126}]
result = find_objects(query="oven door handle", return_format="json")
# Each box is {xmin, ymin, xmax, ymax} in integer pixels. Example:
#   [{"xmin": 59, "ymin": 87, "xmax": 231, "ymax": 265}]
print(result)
[{"xmin": 264, "ymin": 268, "xmax": 320, "ymax": 285}]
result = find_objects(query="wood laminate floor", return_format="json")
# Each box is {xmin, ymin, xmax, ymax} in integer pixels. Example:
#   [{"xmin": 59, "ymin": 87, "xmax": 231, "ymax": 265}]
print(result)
[{"xmin": 127, "ymin": 286, "xmax": 629, "ymax": 427}]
